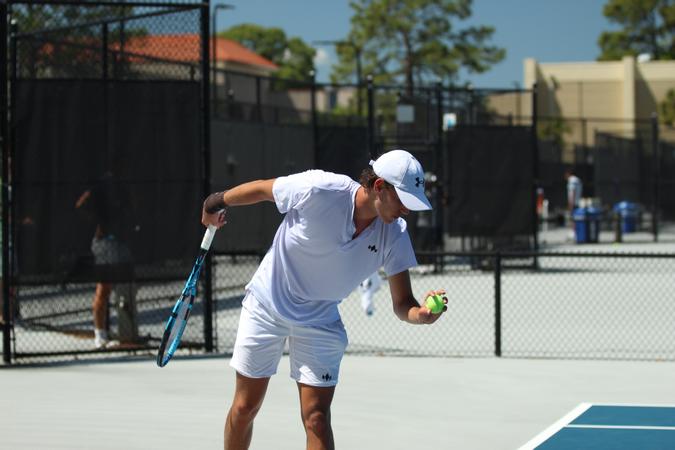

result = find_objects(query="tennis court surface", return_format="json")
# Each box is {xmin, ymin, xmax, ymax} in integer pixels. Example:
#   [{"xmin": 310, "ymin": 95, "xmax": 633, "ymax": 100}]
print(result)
[
  {"xmin": 3, "ymin": 356, "xmax": 675, "ymax": 449},
  {"xmin": 520, "ymin": 403, "xmax": 675, "ymax": 449}
]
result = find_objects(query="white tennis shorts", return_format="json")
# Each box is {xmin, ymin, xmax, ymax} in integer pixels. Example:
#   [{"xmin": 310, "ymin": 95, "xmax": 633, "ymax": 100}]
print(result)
[{"xmin": 230, "ymin": 292, "xmax": 348, "ymax": 387}]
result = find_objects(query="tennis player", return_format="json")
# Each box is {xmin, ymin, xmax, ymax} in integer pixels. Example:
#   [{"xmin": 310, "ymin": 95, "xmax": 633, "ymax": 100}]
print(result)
[{"xmin": 202, "ymin": 149, "xmax": 447, "ymax": 450}]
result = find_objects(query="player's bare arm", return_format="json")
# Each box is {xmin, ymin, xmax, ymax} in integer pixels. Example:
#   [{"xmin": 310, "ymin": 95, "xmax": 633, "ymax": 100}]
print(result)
[
  {"xmin": 387, "ymin": 271, "xmax": 447, "ymax": 324},
  {"xmin": 202, "ymin": 179, "xmax": 276, "ymax": 228}
]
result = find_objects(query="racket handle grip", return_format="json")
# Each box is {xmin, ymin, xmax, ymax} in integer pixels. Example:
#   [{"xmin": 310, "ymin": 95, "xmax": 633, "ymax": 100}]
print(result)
[{"xmin": 201, "ymin": 224, "xmax": 217, "ymax": 250}]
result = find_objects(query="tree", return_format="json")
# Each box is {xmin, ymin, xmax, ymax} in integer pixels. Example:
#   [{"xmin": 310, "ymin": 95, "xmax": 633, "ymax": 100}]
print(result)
[
  {"xmin": 330, "ymin": 0, "xmax": 505, "ymax": 92},
  {"xmin": 660, "ymin": 88, "xmax": 675, "ymax": 125},
  {"xmin": 597, "ymin": 0, "xmax": 675, "ymax": 61},
  {"xmin": 219, "ymin": 24, "xmax": 316, "ymax": 81},
  {"xmin": 538, "ymin": 117, "xmax": 572, "ymax": 150}
]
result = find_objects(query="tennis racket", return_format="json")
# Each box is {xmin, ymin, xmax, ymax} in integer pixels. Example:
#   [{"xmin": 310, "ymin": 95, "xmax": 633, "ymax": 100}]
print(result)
[{"xmin": 156, "ymin": 224, "xmax": 217, "ymax": 367}]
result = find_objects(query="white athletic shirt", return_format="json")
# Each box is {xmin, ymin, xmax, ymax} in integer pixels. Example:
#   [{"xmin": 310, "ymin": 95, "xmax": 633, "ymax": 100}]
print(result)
[
  {"xmin": 245, "ymin": 170, "xmax": 418, "ymax": 325},
  {"xmin": 567, "ymin": 175, "xmax": 583, "ymax": 208}
]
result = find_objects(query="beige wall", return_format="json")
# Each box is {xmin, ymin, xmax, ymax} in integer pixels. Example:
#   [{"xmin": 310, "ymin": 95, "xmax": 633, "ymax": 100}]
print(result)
[
  {"xmin": 284, "ymin": 86, "xmax": 357, "ymax": 113},
  {"xmin": 512, "ymin": 56, "xmax": 675, "ymax": 151}
]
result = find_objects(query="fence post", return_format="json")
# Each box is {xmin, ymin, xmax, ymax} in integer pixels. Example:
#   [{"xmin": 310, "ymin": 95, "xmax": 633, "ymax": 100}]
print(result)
[
  {"xmin": 366, "ymin": 75, "xmax": 375, "ymax": 159},
  {"xmin": 531, "ymin": 83, "xmax": 540, "ymax": 262},
  {"xmin": 434, "ymin": 82, "xmax": 444, "ymax": 254},
  {"xmin": 200, "ymin": 2, "xmax": 214, "ymax": 353},
  {"xmin": 309, "ymin": 70, "xmax": 318, "ymax": 167},
  {"xmin": 255, "ymin": 75, "xmax": 262, "ymax": 122},
  {"xmin": 1, "ymin": 4, "xmax": 10, "ymax": 364},
  {"xmin": 652, "ymin": 112, "xmax": 660, "ymax": 243},
  {"xmin": 494, "ymin": 252, "xmax": 502, "ymax": 357},
  {"xmin": 102, "ymin": 23, "xmax": 108, "ymax": 80}
]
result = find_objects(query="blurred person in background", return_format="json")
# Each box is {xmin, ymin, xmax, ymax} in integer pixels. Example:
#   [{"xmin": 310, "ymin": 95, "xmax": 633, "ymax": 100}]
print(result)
[
  {"xmin": 358, "ymin": 271, "xmax": 383, "ymax": 316},
  {"xmin": 565, "ymin": 169, "xmax": 583, "ymax": 239},
  {"xmin": 75, "ymin": 170, "xmax": 134, "ymax": 349}
]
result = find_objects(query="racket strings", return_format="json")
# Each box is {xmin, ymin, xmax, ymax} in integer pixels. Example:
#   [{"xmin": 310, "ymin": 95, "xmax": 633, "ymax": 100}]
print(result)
[
  {"xmin": 183, "ymin": 254, "xmax": 206, "ymax": 296},
  {"xmin": 166, "ymin": 296, "xmax": 193, "ymax": 350},
  {"xmin": 157, "ymin": 249, "xmax": 209, "ymax": 367}
]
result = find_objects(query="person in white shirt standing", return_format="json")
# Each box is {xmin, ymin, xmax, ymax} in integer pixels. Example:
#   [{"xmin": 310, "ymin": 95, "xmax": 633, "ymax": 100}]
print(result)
[
  {"xmin": 201, "ymin": 149, "xmax": 447, "ymax": 450},
  {"xmin": 565, "ymin": 169, "xmax": 583, "ymax": 238}
]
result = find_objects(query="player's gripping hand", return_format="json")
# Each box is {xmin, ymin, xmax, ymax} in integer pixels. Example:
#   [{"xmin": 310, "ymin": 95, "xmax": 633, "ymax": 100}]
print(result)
[
  {"xmin": 202, "ymin": 191, "xmax": 228, "ymax": 229},
  {"xmin": 201, "ymin": 208, "xmax": 227, "ymax": 229},
  {"xmin": 417, "ymin": 289, "xmax": 447, "ymax": 324}
]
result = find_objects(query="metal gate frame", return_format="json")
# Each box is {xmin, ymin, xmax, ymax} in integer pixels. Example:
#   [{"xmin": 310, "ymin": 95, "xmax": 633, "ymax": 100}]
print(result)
[{"xmin": 1, "ymin": 0, "xmax": 211, "ymax": 364}]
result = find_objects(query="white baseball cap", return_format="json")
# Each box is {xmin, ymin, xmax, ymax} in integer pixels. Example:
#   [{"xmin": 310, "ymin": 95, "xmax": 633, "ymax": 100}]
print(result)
[{"xmin": 370, "ymin": 149, "xmax": 432, "ymax": 211}]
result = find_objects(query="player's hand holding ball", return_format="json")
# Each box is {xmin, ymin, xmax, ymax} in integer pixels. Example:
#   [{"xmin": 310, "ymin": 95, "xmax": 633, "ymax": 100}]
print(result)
[
  {"xmin": 426, "ymin": 294, "xmax": 445, "ymax": 313},
  {"xmin": 418, "ymin": 290, "xmax": 447, "ymax": 324}
]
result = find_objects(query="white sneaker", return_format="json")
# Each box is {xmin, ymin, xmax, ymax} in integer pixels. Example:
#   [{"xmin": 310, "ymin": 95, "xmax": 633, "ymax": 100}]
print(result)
[{"xmin": 94, "ymin": 336, "xmax": 109, "ymax": 349}]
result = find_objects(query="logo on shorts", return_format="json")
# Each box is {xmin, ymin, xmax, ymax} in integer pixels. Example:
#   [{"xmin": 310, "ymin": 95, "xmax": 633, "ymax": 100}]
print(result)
[
  {"xmin": 368, "ymin": 245, "xmax": 378, "ymax": 253},
  {"xmin": 321, "ymin": 372, "xmax": 332, "ymax": 382}
]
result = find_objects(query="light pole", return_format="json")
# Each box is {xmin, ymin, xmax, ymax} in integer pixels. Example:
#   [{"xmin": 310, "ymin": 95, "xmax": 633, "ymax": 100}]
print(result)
[
  {"xmin": 313, "ymin": 39, "xmax": 363, "ymax": 117},
  {"xmin": 211, "ymin": 3, "xmax": 235, "ymax": 113}
]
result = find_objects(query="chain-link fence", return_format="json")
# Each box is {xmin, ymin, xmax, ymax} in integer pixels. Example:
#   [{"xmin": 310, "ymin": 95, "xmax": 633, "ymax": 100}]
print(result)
[
  {"xmin": 3, "ymin": 3, "xmax": 675, "ymax": 364},
  {"xmin": 498, "ymin": 252, "xmax": 675, "ymax": 360},
  {"xmin": 537, "ymin": 115, "xmax": 675, "ymax": 243},
  {"xmin": 11, "ymin": 278, "xmax": 208, "ymax": 360},
  {"xmin": 213, "ymin": 69, "xmax": 317, "ymax": 125},
  {"xmin": 11, "ymin": 1, "xmax": 204, "ymax": 81},
  {"xmin": 207, "ymin": 251, "xmax": 675, "ymax": 361},
  {"xmin": 6, "ymin": 244, "xmax": 675, "ymax": 364},
  {"xmin": 2, "ymin": 0, "xmax": 209, "ymax": 362}
]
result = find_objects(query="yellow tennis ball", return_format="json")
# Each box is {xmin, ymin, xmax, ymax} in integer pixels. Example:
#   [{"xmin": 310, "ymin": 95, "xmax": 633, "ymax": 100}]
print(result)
[{"xmin": 425, "ymin": 294, "xmax": 444, "ymax": 314}]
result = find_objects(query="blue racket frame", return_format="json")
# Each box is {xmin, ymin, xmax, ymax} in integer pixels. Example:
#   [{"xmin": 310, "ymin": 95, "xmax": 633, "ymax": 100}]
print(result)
[{"xmin": 157, "ymin": 225, "xmax": 216, "ymax": 367}]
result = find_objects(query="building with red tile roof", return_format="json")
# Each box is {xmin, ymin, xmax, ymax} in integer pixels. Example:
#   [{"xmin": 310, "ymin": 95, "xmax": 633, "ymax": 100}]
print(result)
[{"xmin": 119, "ymin": 34, "xmax": 278, "ymax": 76}]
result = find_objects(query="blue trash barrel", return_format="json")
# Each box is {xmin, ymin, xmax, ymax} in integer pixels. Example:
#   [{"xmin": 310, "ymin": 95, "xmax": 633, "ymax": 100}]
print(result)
[
  {"xmin": 573, "ymin": 207, "xmax": 601, "ymax": 244},
  {"xmin": 613, "ymin": 201, "xmax": 638, "ymax": 233},
  {"xmin": 572, "ymin": 208, "xmax": 588, "ymax": 243},
  {"xmin": 586, "ymin": 206, "xmax": 602, "ymax": 243}
]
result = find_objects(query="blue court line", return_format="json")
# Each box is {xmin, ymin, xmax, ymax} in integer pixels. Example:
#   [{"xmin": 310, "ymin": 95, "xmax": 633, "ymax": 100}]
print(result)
[{"xmin": 519, "ymin": 403, "xmax": 675, "ymax": 450}]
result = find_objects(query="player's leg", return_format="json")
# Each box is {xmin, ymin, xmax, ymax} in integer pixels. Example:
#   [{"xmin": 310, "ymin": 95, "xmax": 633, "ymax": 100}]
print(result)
[
  {"xmin": 289, "ymin": 318, "xmax": 348, "ymax": 450},
  {"xmin": 225, "ymin": 373, "xmax": 270, "ymax": 450},
  {"xmin": 92, "ymin": 282, "xmax": 112, "ymax": 347},
  {"xmin": 227, "ymin": 292, "xmax": 289, "ymax": 449},
  {"xmin": 297, "ymin": 383, "xmax": 336, "ymax": 450}
]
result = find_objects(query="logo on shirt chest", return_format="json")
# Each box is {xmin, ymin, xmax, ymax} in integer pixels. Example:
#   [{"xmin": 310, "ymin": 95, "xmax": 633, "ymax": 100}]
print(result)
[{"xmin": 368, "ymin": 244, "xmax": 378, "ymax": 253}]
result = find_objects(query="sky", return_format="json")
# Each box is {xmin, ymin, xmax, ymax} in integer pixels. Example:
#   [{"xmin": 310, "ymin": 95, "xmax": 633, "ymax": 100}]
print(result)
[{"xmin": 212, "ymin": 0, "xmax": 614, "ymax": 88}]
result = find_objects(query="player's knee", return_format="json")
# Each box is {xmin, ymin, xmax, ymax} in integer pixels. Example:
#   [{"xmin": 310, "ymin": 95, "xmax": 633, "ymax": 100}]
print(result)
[
  {"xmin": 229, "ymin": 400, "xmax": 262, "ymax": 424},
  {"xmin": 302, "ymin": 408, "xmax": 331, "ymax": 436}
]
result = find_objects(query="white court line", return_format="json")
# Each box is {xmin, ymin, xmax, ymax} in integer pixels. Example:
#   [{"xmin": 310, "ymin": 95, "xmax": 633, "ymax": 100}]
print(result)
[
  {"xmin": 567, "ymin": 425, "xmax": 675, "ymax": 431},
  {"xmin": 518, "ymin": 403, "xmax": 593, "ymax": 450},
  {"xmin": 584, "ymin": 402, "xmax": 675, "ymax": 408}
]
